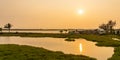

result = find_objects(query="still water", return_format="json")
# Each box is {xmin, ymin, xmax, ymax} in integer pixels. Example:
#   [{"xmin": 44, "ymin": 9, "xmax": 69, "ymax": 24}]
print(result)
[{"xmin": 0, "ymin": 37, "xmax": 114, "ymax": 60}]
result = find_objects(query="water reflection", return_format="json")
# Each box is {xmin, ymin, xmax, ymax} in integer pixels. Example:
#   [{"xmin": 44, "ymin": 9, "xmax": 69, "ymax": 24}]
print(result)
[
  {"xmin": 0, "ymin": 37, "xmax": 114, "ymax": 60},
  {"xmin": 79, "ymin": 43, "xmax": 82, "ymax": 54}
]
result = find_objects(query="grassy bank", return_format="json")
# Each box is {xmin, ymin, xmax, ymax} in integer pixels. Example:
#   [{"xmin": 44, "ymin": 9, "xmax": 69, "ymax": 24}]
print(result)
[
  {"xmin": 108, "ymin": 47, "xmax": 120, "ymax": 60},
  {"xmin": 0, "ymin": 32, "xmax": 83, "ymax": 38},
  {"xmin": 0, "ymin": 44, "xmax": 96, "ymax": 60},
  {"xmin": 79, "ymin": 34, "xmax": 120, "ymax": 47},
  {"xmin": 78, "ymin": 34, "xmax": 120, "ymax": 60},
  {"xmin": 0, "ymin": 33, "xmax": 69, "ymax": 38},
  {"xmin": 0, "ymin": 33, "xmax": 120, "ymax": 60},
  {"xmin": 0, "ymin": 33, "xmax": 120, "ymax": 47}
]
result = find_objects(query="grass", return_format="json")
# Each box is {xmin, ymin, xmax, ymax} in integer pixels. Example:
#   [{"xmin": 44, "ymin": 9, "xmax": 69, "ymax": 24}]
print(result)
[
  {"xmin": 78, "ymin": 34, "xmax": 120, "ymax": 60},
  {"xmin": 0, "ymin": 33, "xmax": 69, "ymax": 38},
  {"xmin": 1, "ymin": 33, "xmax": 120, "ymax": 60},
  {"xmin": 78, "ymin": 34, "xmax": 120, "ymax": 47},
  {"xmin": 108, "ymin": 47, "xmax": 120, "ymax": 60},
  {"xmin": 0, "ymin": 44, "xmax": 96, "ymax": 60}
]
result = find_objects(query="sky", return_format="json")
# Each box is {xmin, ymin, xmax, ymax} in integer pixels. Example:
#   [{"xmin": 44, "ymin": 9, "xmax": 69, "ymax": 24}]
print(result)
[{"xmin": 0, "ymin": 0, "xmax": 120, "ymax": 29}]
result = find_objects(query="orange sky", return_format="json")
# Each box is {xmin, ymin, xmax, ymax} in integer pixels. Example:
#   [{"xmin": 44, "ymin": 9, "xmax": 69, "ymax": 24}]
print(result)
[{"xmin": 0, "ymin": 0, "xmax": 120, "ymax": 29}]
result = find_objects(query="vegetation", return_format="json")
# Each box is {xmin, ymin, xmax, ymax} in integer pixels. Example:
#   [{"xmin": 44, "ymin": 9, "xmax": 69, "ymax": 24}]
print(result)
[
  {"xmin": 0, "ymin": 33, "xmax": 120, "ymax": 60},
  {"xmin": 79, "ymin": 34, "xmax": 120, "ymax": 47},
  {"xmin": 0, "ymin": 44, "xmax": 96, "ymax": 60},
  {"xmin": 0, "ymin": 33, "xmax": 81, "ymax": 38},
  {"xmin": 0, "ymin": 33, "xmax": 67, "ymax": 37},
  {"xmin": 0, "ymin": 33, "xmax": 120, "ymax": 47},
  {"xmin": 78, "ymin": 34, "xmax": 120, "ymax": 60},
  {"xmin": 4, "ymin": 23, "xmax": 12, "ymax": 32},
  {"xmin": 99, "ymin": 20, "xmax": 116, "ymax": 34},
  {"xmin": 108, "ymin": 47, "xmax": 120, "ymax": 60}
]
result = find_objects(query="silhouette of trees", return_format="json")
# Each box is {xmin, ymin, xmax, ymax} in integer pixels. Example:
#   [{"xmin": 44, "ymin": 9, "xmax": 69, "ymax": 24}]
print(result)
[
  {"xmin": 99, "ymin": 24, "xmax": 108, "ymax": 32},
  {"xmin": 107, "ymin": 20, "xmax": 116, "ymax": 33},
  {"xmin": 99, "ymin": 20, "xmax": 116, "ymax": 34},
  {"xmin": 4, "ymin": 23, "xmax": 12, "ymax": 32}
]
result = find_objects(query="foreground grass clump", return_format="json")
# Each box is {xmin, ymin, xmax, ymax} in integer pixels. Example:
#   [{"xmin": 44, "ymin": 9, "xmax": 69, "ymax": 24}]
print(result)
[{"xmin": 0, "ymin": 44, "xmax": 96, "ymax": 60}]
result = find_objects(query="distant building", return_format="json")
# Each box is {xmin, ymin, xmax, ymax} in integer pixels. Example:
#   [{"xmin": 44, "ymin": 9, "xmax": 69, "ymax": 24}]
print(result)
[
  {"xmin": 114, "ymin": 29, "xmax": 120, "ymax": 35},
  {"xmin": 68, "ymin": 28, "xmax": 120, "ymax": 35},
  {"xmin": 68, "ymin": 30, "xmax": 82, "ymax": 34},
  {"xmin": 97, "ymin": 29, "xmax": 106, "ymax": 35},
  {"xmin": 68, "ymin": 29, "xmax": 98, "ymax": 34}
]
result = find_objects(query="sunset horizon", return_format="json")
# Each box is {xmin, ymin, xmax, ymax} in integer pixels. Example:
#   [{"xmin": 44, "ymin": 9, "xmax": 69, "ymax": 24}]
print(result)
[
  {"xmin": 0, "ymin": 0, "xmax": 120, "ymax": 29},
  {"xmin": 0, "ymin": 1, "xmax": 120, "ymax": 60}
]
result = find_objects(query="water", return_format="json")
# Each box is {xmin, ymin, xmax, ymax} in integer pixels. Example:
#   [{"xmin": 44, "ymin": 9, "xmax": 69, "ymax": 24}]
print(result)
[
  {"xmin": 112, "ymin": 38, "xmax": 120, "ymax": 41},
  {"xmin": 0, "ymin": 36, "xmax": 114, "ymax": 60}
]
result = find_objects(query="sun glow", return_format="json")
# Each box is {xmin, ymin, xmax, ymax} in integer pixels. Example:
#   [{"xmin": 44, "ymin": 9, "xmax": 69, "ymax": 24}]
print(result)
[{"xmin": 78, "ymin": 9, "xmax": 84, "ymax": 14}]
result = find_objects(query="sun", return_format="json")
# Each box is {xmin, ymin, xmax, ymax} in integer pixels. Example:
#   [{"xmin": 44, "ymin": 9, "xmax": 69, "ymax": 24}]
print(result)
[{"xmin": 78, "ymin": 9, "xmax": 84, "ymax": 14}]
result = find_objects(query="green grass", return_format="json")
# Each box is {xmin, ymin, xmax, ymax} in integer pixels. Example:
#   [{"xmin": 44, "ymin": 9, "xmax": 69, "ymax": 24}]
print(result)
[
  {"xmin": 108, "ymin": 47, "xmax": 120, "ymax": 60},
  {"xmin": 1, "ymin": 33, "xmax": 120, "ymax": 60},
  {"xmin": 79, "ymin": 34, "xmax": 120, "ymax": 47},
  {"xmin": 78, "ymin": 34, "xmax": 120, "ymax": 60},
  {"xmin": 0, "ymin": 44, "xmax": 96, "ymax": 60},
  {"xmin": 0, "ymin": 33, "xmax": 69, "ymax": 38}
]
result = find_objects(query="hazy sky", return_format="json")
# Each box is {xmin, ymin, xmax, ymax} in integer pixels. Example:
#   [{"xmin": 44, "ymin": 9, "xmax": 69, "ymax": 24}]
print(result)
[{"xmin": 0, "ymin": 0, "xmax": 120, "ymax": 29}]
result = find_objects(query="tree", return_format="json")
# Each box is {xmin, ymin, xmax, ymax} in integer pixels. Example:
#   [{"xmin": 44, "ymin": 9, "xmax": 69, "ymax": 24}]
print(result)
[
  {"xmin": 107, "ymin": 20, "xmax": 116, "ymax": 33},
  {"xmin": 99, "ymin": 24, "xmax": 108, "ymax": 32},
  {"xmin": 99, "ymin": 20, "xmax": 116, "ymax": 34},
  {"xmin": 4, "ymin": 23, "xmax": 12, "ymax": 32}
]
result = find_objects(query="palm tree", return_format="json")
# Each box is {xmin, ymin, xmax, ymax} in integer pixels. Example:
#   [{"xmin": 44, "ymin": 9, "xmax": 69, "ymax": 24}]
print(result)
[{"xmin": 4, "ymin": 23, "xmax": 12, "ymax": 32}]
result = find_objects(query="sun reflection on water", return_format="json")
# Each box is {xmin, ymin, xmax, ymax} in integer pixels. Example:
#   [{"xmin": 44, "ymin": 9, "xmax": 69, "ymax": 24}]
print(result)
[{"xmin": 79, "ymin": 43, "xmax": 83, "ymax": 54}]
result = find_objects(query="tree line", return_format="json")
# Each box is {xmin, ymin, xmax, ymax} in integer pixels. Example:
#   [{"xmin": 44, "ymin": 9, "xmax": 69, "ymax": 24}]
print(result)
[
  {"xmin": 0, "ymin": 20, "xmax": 117, "ymax": 34},
  {"xmin": 0, "ymin": 23, "xmax": 12, "ymax": 32},
  {"xmin": 99, "ymin": 20, "xmax": 116, "ymax": 34}
]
